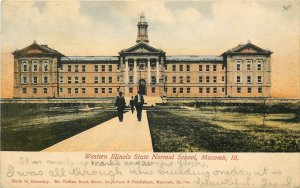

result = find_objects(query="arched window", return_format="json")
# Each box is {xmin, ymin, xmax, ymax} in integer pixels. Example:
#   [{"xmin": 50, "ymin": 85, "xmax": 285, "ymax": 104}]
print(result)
[
  {"xmin": 43, "ymin": 60, "xmax": 49, "ymax": 72},
  {"xmin": 21, "ymin": 61, "xmax": 28, "ymax": 72},
  {"xmin": 32, "ymin": 60, "xmax": 38, "ymax": 72}
]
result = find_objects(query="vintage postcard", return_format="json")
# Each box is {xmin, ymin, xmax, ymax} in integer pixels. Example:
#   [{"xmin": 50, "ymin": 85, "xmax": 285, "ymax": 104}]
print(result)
[{"xmin": 1, "ymin": 0, "xmax": 299, "ymax": 187}]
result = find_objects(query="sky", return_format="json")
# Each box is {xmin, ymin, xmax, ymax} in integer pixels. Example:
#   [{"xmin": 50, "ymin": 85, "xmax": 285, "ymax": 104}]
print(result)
[{"xmin": 1, "ymin": 0, "xmax": 299, "ymax": 98}]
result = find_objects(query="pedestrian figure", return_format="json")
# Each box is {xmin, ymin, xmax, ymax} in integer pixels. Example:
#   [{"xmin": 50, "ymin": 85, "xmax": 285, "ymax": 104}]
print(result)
[
  {"xmin": 115, "ymin": 91, "xmax": 126, "ymax": 122},
  {"xmin": 129, "ymin": 96, "xmax": 135, "ymax": 114},
  {"xmin": 134, "ymin": 90, "xmax": 144, "ymax": 122}
]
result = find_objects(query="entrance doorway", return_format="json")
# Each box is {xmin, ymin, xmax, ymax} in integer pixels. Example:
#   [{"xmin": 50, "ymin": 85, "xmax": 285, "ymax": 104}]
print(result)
[{"xmin": 138, "ymin": 79, "xmax": 146, "ymax": 95}]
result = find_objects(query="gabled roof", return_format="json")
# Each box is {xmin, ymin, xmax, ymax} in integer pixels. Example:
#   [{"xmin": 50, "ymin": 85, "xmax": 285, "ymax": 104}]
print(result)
[
  {"xmin": 166, "ymin": 55, "xmax": 223, "ymax": 62},
  {"xmin": 62, "ymin": 56, "xmax": 118, "ymax": 62},
  {"xmin": 222, "ymin": 42, "xmax": 272, "ymax": 56},
  {"xmin": 120, "ymin": 42, "xmax": 164, "ymax": 54},
  {"xmin": 12, "ymin": 41, "xmax": 64, "ymax": 56}
]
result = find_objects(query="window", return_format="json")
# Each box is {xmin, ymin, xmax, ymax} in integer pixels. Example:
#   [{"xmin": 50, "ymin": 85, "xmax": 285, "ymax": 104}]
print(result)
[
  {"xmin": 247, "ymin": 76, "xmax": 251, "ymax": 83},
  {"xmin": 206, "ymin": 87, "xmax": 210, "ymax": 93},
  {"xmin": 206, "ymin": 76, "xmax": 210, "ymax": 83},
  {"xmin": 82, "ymin": 65, "xmax": 86, "ymax": 72},
  {"xmin": 139, "ymin": 63, "xmax": 145, "ymax": 70},
  {"xmin": 43, "ymin": 61, "xmax": 49, "ymax": 72},
  {"xmin": 213, "ymin": 88, "xmax": 217, "ymax": 93},
  {"xmin": 172, "ymin": 65, "xmax": 176, "ymax": 71},
  {"xmin": 236, "ymin": 63, "xmax": 241, "ymax": 71},
  {"xmin": 247, "ymin": 87, "xmax": 252, "ymax": 93},
  {"xmin": 75, "ymin": 65, "xmax": 79, "ymax": 72},
  {"xmin": 206, "ymin": 65, "xmax": 210, "ymax": 71},
  {"xmin": 94, "ymin": 65, "xmax": 98, "ymax": 72},
  {"xmin": 22, "ymin": 76, "xmax": 28, "ymax": 84},
  {"xmin": 102, "ymin": 77, "xmax": 105, "ymax": 83},
  {"xmin": 128, "ymin": 63, "xmax": 133, "ymax": 71},
  {"xmin": 109, "ymin": 65, "xmax": 112, "ymax": 72},
  {"xmin": 258, "ymin": 87, "xmax": 262, "ymax": 93},
  {"xmin": 102, "ymin": 65, "xmax": 105, "ymax": 72},
  {"xmin": 32, "ymin": 62, "xmax": 38, "ymax": 72},
  {"xmin": 60, "ymin": 65, "xmax": 63, "ymax": 71},
  {"xmin": 82, "ymin": 77, "xmax": 86, "ymax": 83},
  {"xmin": 199, "ymin": 87, "xmax": 203, "ymax": 93},
  {"xmin": 222, "ymin": 76, "xmax": 225, "ymax": 82},
  {"xmin": 108, "ymin": 88, "xmax": 112, "ymax": 93},
  {"xmin": 117, "ymin": 76, "xmax": 120, "ymax": 83},
  {"xmin": 186, "ymin": 65, "xmax": 190, "ymax": 71},
  {"xmin": 82, "ymin": 88, "xmax": 86, "ymax": 93},
  {"xmin": 179, "ymin": 88, "xmax": 183, "ymax": 93},
  {"xmin": 151, "ymin": 62, "xmax": 156, "ymax": 70},
  {"xmin": 164, "ymin": 76, "xmax": 168, "ymax": 83},
  {"xmin": 68, "ymin": 77, "xmax": 71, "ymax": 83},
  {"xmin": 247, "ymin": 63, "xmax": 251, "ymax": 71},
  {"xmin": 94, "ymin": 88, "xmax": 98, "ymax": 93},
  {"xmin": 179, "ymin": 65, "xmax": 183, "ymax": 71},
  {"xmin": 33, "ymin": 88, "xmax": 37, "ymax": 94},
  {"xmin": 101, "ymin": 88, "xmax": 105, "ymax": 93},
  {"xmin": 74, "ymin": 77, "xmax": 78, "ymax": 84},
  {"xmin": 172, "ymin": 76, "xmax": 176, "ymax": 83},
  {"xmin": 22, "ymin": 62, "xmax": 28, "ymax": 72},
  {"xmin": 257, "ymin": 76, "xmax": 262, "ymax": 83},
  {"xmin": 68, "ymin": 65, "xmax": 72, "ymax": 72},
  {"xmin": 164, "ymin": 65, "xmax": 168, "ymax": 70},
  {"xmin": 43, "ymin": 76, "xmax": 48, "ymax": 84},
  {"xmin": 60, "ymin": 88, "xmax": 63, "ymax": 93},
  {"xmin": 257, "ymin": 62, "xmax": 262, "ymax": 71},
  {"xmin": 68, "ymin": 88, "xmax": 71, "ymax": 94},
  {"xmin": 152, "ymin": 87, "xmax": 155, "ymax": 93},
  {"xmin": 222, "ymin": 88, "xmax": 225, "ymax": 92},
  {"xmin": 129, "ymin": 87, "xmax": 133, "ymax": 93},
  {"xmin": 75, "ymin": 88, "xmax": 79, "ymax": 93},
  {"xmin": 22, "ymin": 88, "xmax": 27, "ymax": 93},
  {"xmin": 186, "ymin": 76, "xmax": 190, "ymax": 83},
  {"xmin": 213, "ymin": 76, "xmax": 217, "ymax": 83},
  {"xmin": 94, "ymin": 77, "xmax": 98, "ymax": 83},
  {"xmin": 164, "ymin": 88, "xmax": 168, "ymax": 93},
  {"xmin": 129, "ymin": 76, "xmax": 134, "ymax": 83},
  {"xmin": 222, "ymin": 65, "xmax": 225, "ymax": 70},
  {"xmin": 59, "ymin": 76, "xmax": 63, "ymax": 83},
  {"xmin": 213, "ymin": 65, "xmax": 217, "ymax": 71},
  {"xmin": 33, "ymin": 76, "xmax": 38, "ymax": 84},
  {"xmin": 199, "ymin": 65, "xmax": 203, "ymax": 71},
  {"xmin": 187, "ymin": 87, "xmax": 190, "ymax": 93},
  {"xmin": 172, "ymin": 88, "xmax": 176, "ymax": 93},
  {"xmin": 109, "ymin": 77, "xmax": 112, "ymax": 83},
  {"xmin": 236, "ymin": 76, "xmax": 241, "ymax": 83},
  {"xmin": 179, "ymin": 76, "xmax": 183, "ymax": 83},
  {"xmin": 237, "ymin": 87, "xmax": 241, "ymax": 93},
  {"xmin": 43, "ymin": 88, "xmax": 48, "ymax": 93},
  {"xmin": 151, "ymin": 76, "xmax": 156, "ymax": 84},
  {"xmin": 199, "ymin": 76, "xmax": 203, "ymax": 83}
]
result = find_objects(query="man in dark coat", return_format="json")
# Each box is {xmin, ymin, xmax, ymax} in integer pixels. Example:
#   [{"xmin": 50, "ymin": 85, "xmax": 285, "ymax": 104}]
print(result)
[
  {"xmin": 115, "ymin": 91, "xmax": 126, "ymax": 122},
  {"xmin": 129, "ymin": 96, "xmax": 135, "ymax": 114},
  {"xmin": 134, "ymin": 90, "xmax": 144, "ymax": 122}
]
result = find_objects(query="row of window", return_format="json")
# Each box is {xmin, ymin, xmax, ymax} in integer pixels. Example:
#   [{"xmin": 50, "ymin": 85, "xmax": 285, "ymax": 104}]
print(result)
[
  {"xmin": 236, "ymin": 76, "xmax": 263, "ymax": 83},
  {"xmin": 22, "ymin": 87, "xmax": 48, "ymax": 94},
  {"xmin": 167, "ymin": 76, "xmax": 225, "ymax": 83},
  {"xmin": 21, "ymin": 76, "xmax": 49, "ymax": 84},
  {"xmin": 236, "ymin": 62, "xmax": 263, "ymax": 71},
  {"xmin": 62, "ymin": 64, "xmax": 115, "ymax": 72},
  {"xmin": 60, "ymin": 87, "xmax": 114, "ymax": 94},
  {"xmin": 21, "ymin": 61, "xmax": 49, "ymax": 72},
  {"xmin": 167, "ymin": 64, "xmax": 225, "ymax": 72},
  {"xmin": 236, "ymin": 87, "xmax": 263, "ymax": 93},
  {"xmin": 60, "ymin": 76, "xmax": 115, "ymax": 84}
]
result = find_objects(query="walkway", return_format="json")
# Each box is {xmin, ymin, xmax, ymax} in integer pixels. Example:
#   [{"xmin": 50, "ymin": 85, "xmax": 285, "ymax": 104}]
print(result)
[{"xmin": 43, "ymin": 111, "xmax": 153, "ymax": 152}]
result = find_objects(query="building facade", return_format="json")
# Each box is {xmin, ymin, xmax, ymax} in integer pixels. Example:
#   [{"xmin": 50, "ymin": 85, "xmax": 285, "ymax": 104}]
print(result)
[{"xmin": 12, "ymin": 13, "xmax": 272, "ymax": 99}]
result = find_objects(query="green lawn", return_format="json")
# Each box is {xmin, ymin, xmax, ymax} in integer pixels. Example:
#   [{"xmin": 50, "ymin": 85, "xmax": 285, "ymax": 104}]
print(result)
[
  {"xmin": 147, "ymin": 106, "xmax": 300, "ymax": 152},
  {"xmin": 1, "ymin": 103, "xmax": 117, "ymax": 151}
]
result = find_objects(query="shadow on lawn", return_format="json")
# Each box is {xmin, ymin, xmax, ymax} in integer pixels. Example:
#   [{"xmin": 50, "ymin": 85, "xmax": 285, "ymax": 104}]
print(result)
[{"xmin": 147, "ymin": 111, "xmax": 299, "ymax": 152}]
